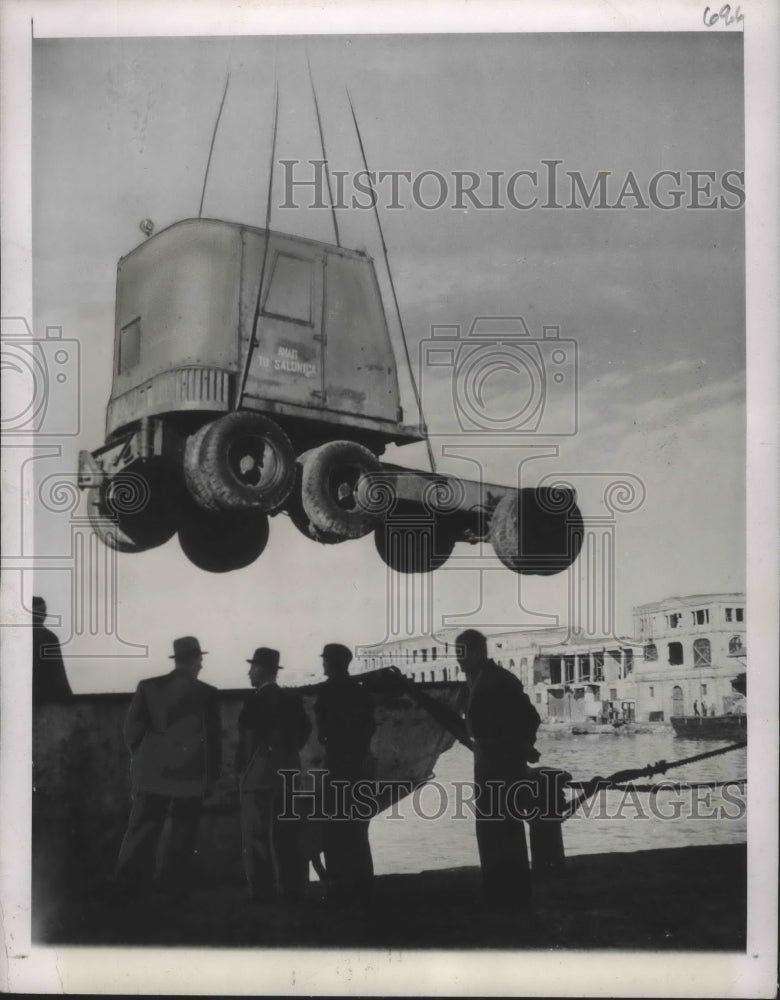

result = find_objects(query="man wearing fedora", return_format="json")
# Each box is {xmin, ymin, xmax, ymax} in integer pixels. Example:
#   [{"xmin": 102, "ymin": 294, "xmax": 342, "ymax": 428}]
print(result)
[
  {"xmin": 112, "ymin": 636, "xmax": 221, "ymax": 904},
  {"xmin": 314, "ymin": 642, "xmax": 376, "ymax": 909},
  {"xmin": 236, "ymin": 647, "xmax": 312, "ymax": 902}
]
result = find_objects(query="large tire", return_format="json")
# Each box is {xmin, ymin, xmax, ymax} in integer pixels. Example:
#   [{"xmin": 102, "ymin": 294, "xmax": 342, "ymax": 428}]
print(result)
[
  {"xmin": 178, "ymin": 504, "xmax": 270, "ymax": 573},
  {"xmin": 489, "ymin": 487, "xmax": 583, "ymax": 576},
  {"xmin": 284, "ymin": 466, "xmax": 343, "ymax": 545},
  {"xmin": 301, "ymin": 441, "xmax": 381, "ymax": 540},
  {"xmin": 182, "ymin": 422, "xmax": 219, "ymax": 512},
  {"xmin": 374, "ymin": 515, "xmax": 458, "ymax": 574},
  {"xmin": 184, "ymin": 412, "xmax": 296, "ymax": 514},
  {"xmin": 86, "ymin": 466, "xmax": 178, "ymax": 553}
]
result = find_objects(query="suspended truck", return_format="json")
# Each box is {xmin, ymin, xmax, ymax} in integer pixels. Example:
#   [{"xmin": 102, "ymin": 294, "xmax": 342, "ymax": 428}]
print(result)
[{"xmin": 78, "ymin": 217, "xmax": 584, "ymax": 575}]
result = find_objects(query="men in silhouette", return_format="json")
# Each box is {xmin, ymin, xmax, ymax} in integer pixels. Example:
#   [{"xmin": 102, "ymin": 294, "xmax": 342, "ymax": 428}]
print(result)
[
  {"xmin": 32, "ymin": 596, "xmax": 71, "ymax": 705},
  {"xmin": 236, "ymin": 647, "xmax": 312, "ymax": 902},
  {"xmin": 314, "ymin": 643, "xmax": 376, "ymax": 909},
  {"xmin": 112, "ymin": 636, "xmax": 221, "ymax": 904},
  {"xmin": 456, "ymin": 628, "xmax": 541, "ymax": 912}
]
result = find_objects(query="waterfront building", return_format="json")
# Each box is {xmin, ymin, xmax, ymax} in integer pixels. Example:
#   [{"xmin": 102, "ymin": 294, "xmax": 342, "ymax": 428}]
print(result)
[
  {"xmin": 355, "ymin": 591, "xmax": 746, "ymax": 724},
  {"xmin": 355, "ymin": 626, "xmax": 569, "ymax": 699},
  {"xmin": 632, "ymin": 593, "xmax": 746, "ymax": 721},
  {"xmin": 535, "ymin": 637, "xmax": 640, "ymax": 723}
]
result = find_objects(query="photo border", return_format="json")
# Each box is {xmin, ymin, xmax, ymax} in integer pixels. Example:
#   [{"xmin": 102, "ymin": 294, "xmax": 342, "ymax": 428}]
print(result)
[{"xmin": 1, "ymin": 0, "xmax": 777, "ymax": 995}]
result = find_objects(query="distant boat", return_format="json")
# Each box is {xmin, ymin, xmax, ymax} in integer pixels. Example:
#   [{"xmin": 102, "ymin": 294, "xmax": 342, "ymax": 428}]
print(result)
[{"xmin": 670, "ymin": 714, "xmax": 747, "ymax": 739}]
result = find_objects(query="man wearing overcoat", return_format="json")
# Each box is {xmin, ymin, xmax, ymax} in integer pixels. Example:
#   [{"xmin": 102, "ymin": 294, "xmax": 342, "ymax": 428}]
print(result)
[
  {"xmin": 314, "ymin": 642, "xmax": 376, "ymax": 909},
  {"xmin": 32, "ymin": 595, "xmax": 72, "ymax": 705},
  {"xmin": 113, "ymin": 635, "xmax": 221, "ymax": 903},
  {"xmin": 236, "ymin": 647, "xmax": 312, "ymax": 902},
  {"xmin": 456, "ymin": 628, "xmax": 541, "ymax": 912}
]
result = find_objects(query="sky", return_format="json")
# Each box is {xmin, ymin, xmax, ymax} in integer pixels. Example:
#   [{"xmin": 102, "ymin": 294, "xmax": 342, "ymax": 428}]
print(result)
[{"xmin": 30, "ymin": 32, "xmax": 746, "ymax": 692}]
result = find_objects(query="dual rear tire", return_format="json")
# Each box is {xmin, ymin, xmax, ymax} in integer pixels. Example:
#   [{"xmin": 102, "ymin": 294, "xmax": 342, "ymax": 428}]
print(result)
[{"xmin": 184, "ymin": 412, "xmax": 296, "ymax": 514}]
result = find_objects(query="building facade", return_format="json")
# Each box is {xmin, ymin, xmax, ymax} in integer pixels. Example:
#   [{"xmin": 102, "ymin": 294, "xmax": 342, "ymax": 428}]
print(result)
[
  {"xmin": 536, "ymin": 639, "xmax": 639, "ymax": 723},
  {"xmin": 632, "ymin": 593, "xmax": 746, "ymax": 721},
  {"xmin": 355, "ymin": 592, "xmax": 746, "ymax": 724},
  {"xmin": 355, "ymin": 626, "xmax": 570, "ymax": 695}
]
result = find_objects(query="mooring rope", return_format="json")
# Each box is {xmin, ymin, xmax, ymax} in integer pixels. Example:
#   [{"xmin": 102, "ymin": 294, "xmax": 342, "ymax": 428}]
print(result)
[
  {"xmin": 566, "ymin": 778, "xmax": 746, "ymax": 793},
  {"xmin": 564, "ymin": 739, "xmax": 747, "ymax": 817}
]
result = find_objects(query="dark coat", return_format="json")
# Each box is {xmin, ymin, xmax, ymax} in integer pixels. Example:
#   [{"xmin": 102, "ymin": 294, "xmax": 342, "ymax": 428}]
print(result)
[
  {"xmin": 466, "ymin": 659, "xmax": 541, "ymax": 783},
  {"xmin": 32, "ymin": 626, "xmax": 72, "ymax": 705},
  {"xmin": 314, "ymin": 675, "xmax": 375, "ymax": 778},
  {"xmin": 124, "ymin": 670, "xmax": 222, "ymax": 797},
  {"xmin": 237, "ymin": 682, "xmax": 312, "ymax": 791}
]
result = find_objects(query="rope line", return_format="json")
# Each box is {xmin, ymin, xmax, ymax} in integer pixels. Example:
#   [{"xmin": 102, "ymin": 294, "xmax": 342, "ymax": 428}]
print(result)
[
  {"xmin": 568, "ymin": 778, "xmax": 746, "ymax": 793},
  {"xmin": 565, "ymin": 739, "xmax": 746, "ymax": 817},
  {"xmin": 346, "ymin": 89, "xmax": 437, "ymax": 474},
  {"xmin": 198, "ymin": 72, "xmax": 231, "ymax": 219}
]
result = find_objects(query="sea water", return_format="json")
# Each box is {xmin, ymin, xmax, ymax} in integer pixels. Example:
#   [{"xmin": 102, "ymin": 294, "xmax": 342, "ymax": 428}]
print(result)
[{"xmin": 369, "ymin": 731, "xmax": 747, "ymax": 875}]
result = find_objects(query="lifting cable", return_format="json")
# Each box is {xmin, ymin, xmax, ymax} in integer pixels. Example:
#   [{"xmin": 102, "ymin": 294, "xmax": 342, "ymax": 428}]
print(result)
[
  {"xmin": 235, "ymin": 80, "xmax": 280, "ymax": 411},
  {"xmin": 307, "ymin": 53, "xmax": 341, "ymax": 248},
  {"xmin": 198, "ymin": 72, "xmax": 231, "ymax": 219},
  {"xmin": 347, "ymin": 89, "xmax": 437, "ymax": 475}
]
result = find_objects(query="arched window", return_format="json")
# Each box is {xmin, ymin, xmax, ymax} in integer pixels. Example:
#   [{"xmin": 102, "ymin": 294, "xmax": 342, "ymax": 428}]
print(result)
[
  {"xmin": 693, "ymin": 638, "xmax": 711, "ymax": 667},
  {"xmin": 644, "ymin": 643, "xmax": 658, "ymax": 661},
  {"xmin": 668, "ymin": 642, "xmax": 683, "ymax": 666},
  {"xmin": 509, "ymin": 659, "xmax": 516, "ymax": 668},
  {"xmin": 729, "ymin": 635, "xmax": 744, "ymax": 654}
]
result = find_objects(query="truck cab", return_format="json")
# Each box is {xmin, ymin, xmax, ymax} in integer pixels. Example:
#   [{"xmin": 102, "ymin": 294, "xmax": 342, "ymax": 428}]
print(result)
[
  {"xmin": 79, "ymin": 218, "xmax": 582, "ymax": 576},
  {"xmin": 106, "ymin": 218, "xmax": 423, "ymax": 451}
]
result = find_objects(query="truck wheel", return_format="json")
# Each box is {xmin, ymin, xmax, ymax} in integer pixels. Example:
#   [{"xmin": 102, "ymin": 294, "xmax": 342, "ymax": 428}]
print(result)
[
  {"xmin": 282, "ymin": 460, "xmax": 343, "ymax": 544},
  {"xmin": 182, "ymin": 422, "xmax": 219, "ymax": 512},
  {"xmin": 178, "ymin": 504, "xmax": 270, "ymax": 573},
  {"xmin": 301, "ymin": 440, "xmax": 381, "ymax": 540},
  {"xmin": 184, "ymin": 412, "xmax": 296, "ymax": 514},
  {"xmin": 86, "ymin": 469, "xmax": 177, "ymax": 553},
  {"xmin": 374, "ymin": 517, "xmax": 457, "ymax": 573},
  {"xmin": 489, "ymin": 488, "xmax": 583, "ymax": 576}
]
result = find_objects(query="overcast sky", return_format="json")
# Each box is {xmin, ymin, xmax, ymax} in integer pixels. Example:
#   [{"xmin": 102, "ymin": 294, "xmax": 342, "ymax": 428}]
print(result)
[{"xmin": 31, "ymin": 32, "xmax": 745, "ymax": 692}]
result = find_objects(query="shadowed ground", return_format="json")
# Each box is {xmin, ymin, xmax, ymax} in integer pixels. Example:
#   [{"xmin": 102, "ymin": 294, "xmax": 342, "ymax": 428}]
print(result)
[{"xmin": 36, "ymin": 843, "xmax": 745, "ymax": 950}]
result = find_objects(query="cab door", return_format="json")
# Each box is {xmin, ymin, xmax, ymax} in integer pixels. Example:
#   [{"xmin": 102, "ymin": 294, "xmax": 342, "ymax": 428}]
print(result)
[{"xmin": 239, "ymin": 231, "xmax": 325, "ymax": 409}]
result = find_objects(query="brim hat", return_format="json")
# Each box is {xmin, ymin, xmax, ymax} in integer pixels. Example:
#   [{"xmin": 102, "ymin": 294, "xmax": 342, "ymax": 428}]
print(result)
[
  {"xmin": 247, "ymin": 647, "xmax": 282, "ymax": 670},
  {"xmin": 170, "ymin": 635, "xmax": 207, "ymax": 659}
]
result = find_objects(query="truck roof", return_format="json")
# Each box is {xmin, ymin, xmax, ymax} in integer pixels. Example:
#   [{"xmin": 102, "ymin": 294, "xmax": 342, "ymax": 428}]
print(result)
[{"xmin": 120, "ymin": 216, "xmax": 375, "ymax": 265}]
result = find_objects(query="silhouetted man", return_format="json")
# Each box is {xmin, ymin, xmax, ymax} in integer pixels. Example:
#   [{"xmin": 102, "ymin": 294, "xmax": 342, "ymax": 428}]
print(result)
[
  {"xmin": 236, "ymin": 647, "xmax": 312, "ymax": 903},
  {"xmin": 112, "ymin": 636, "xmax": 221, "ymax": 904},
  {"xmin": 32, "ymin": 596, "xmax": 71, "ymax": 705},
  {"xmin": 314, "ymin": 643, "xmax": 376, "ymax": 909},
  {"xmin": 456, "ymin": 628, "xmax": 541, "ymax": 912}
]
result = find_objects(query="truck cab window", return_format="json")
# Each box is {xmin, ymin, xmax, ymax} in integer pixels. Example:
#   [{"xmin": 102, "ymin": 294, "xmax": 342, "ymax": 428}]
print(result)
[
  {"xmin": 262, "ymin": 252, "xmax": 313, "ymax": 324},
  {"xmin": 118, "ymin": 318, "xmax": 141, "ymax": 373}
]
